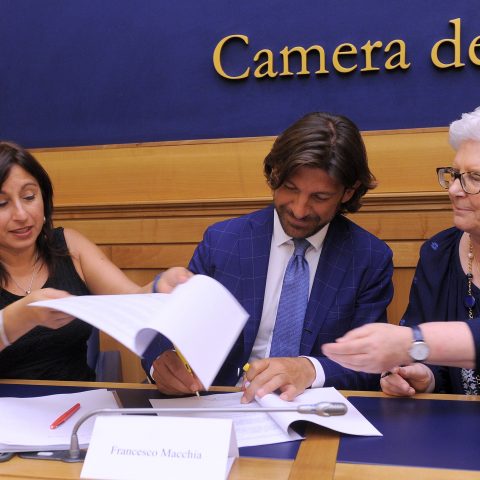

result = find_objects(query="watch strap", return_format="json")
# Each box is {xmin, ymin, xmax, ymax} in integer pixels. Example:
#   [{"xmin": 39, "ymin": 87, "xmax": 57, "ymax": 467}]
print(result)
[{"xmin": 411, "ymin": 324, "xmax": 424, "ymax": 343}]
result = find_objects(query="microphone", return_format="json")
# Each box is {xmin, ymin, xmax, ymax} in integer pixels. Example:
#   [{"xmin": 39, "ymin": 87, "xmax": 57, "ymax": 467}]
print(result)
[{"xmin": 64, "ymin": 402, "xmax": 347, "ymax": 462}]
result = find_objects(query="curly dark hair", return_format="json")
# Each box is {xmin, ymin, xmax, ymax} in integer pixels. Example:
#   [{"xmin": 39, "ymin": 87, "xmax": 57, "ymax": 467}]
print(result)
[
  {"xmin": 0, "ymin": 141, "xmax": 67, "ymax": 285},
  {"xmin": 264, "ymin": 112, "xmax": 376, "ymax": 213}
]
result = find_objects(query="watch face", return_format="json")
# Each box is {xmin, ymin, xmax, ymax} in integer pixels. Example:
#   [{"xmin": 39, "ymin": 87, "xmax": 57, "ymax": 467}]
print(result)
[{"xmin": 410, "ymin": 341, "xmax": 429, "ymax": 362}]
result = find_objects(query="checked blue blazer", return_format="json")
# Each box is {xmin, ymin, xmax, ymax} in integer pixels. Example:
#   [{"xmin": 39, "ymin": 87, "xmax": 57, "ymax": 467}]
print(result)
[{"xmin": 143, "ymin": 205, "xmax": 393, "ymax": 390}]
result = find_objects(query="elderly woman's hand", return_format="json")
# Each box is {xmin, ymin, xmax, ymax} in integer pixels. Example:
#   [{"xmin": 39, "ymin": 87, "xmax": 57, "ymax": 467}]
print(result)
[{"xmin": 321, "ymin": 323, "xmax": 413, "ymax": 373}]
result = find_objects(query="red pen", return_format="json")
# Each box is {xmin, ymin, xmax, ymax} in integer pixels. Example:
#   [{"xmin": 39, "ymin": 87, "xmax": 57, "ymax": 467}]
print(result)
[{"xmin": 50, "ymin": 403, "xmax": 81, "ymax": 429}]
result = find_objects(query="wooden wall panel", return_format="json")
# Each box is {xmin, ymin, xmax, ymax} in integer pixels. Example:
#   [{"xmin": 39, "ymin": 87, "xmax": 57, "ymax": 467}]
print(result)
[
  {"xmin": 111, "ymin": 245, "xmax": 195, "ymax": 269},
  {"xmin": 57, "ymin": 218, "xmax": 225, "ymax": 244},
  {"xmin": 351, "ymin": 210, "xmax": 453, "ymax": 241},
  {"xmin": 33, "ymin": 128, "xmax": 452, "ymax": 207},
  {"xmin": 34, "ymin": 139, "xmax": 272, "ymax": 205},
  {"xmin": 35, "ymin": 127, "xmax": 455, "ymax": 382},
  {"xmin": 389, "ymin": 268, "xmax": 415, "ymax": 326},
  {"xmin": 362, "ymin": 129, "xmax": 453, "ymax": 194}
]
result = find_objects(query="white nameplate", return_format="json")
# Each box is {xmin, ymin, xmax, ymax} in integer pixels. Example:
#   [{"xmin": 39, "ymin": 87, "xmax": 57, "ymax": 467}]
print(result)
[{"xmin": 80, "ymin": 415, "xmax": 238, "ymax": 480}]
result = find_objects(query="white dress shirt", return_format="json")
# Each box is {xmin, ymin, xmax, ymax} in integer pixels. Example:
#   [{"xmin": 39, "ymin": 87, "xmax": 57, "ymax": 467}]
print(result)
[{"xmin": 246, "ymin": 210, "xmax": 329, "ymax": 388}]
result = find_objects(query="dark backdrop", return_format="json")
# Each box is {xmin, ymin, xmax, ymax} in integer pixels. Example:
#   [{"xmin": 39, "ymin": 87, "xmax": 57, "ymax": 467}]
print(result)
[{"xmin": 0, "ymin": 1, "xmax": 479, "ymax": 147}]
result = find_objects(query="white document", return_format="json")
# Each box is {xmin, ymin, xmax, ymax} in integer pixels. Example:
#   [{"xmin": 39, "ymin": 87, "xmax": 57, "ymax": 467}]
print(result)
[
  {"xmin": 0, "ymin": 389, "xmax": 118, "ymax": 452},
  {"xmin": 32, "ymin": 275, "xmax": 249, "ymax": 390},
  {"xmin": 150, "ymin": 387, "xmax": 381, "ymax": 448},
  {"xmin": 152, "ymin": 391, "xmax": 301, "ymax": 447},
  {"xmin": 81, "ymin": 415, "xmax": 238, "ymax": 480}
]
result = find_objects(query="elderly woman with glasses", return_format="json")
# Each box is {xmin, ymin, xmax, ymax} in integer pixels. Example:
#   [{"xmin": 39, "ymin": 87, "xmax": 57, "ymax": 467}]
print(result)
[{"xmin": 321, "ymin": 107, "xmax": 480, "ymax": 396}]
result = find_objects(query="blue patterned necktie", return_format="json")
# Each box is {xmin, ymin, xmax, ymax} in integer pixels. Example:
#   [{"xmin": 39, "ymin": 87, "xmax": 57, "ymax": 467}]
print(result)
[{"xmin": 270, "ymin": 238, "xmax": 310, "ymax": 357}]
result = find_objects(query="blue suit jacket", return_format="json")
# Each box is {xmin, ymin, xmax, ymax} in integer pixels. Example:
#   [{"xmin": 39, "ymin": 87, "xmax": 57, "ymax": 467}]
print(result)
[{"xmin": 143, "ymin": 205, "xmax": 393, "ymax": 390}]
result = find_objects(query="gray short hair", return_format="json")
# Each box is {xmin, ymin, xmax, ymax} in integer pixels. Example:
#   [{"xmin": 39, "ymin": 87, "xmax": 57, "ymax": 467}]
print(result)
[{"xmin": 449, "ymin": 107, "xmax": 480, "ymax": 151}]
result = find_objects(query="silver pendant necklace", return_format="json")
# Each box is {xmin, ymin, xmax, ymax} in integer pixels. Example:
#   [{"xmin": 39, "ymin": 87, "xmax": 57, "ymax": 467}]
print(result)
[{"xmin": 10, "ymin": 257, "xmax": 40, "ymax": 296}]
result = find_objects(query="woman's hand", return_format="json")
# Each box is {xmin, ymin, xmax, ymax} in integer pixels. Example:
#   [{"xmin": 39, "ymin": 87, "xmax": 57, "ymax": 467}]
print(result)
[
  {"xmin": 2, "ymin": 288, "xmax": 74, "ymax": 344},
  {"xmin": 321, "ymin": 323, "xmax": 412, "ymax": 373},
  {"xmin": 154, "ymin": 267, "xmax": 193, "ymax": 293},
  {"xmin": 381, "ymin": 364, "xmax": 435, "ymax": 396}
]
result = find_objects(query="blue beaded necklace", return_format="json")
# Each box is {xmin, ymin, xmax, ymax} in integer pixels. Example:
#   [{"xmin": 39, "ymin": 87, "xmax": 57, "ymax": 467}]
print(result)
[{"xmin": 462, "ymin": 234, "xmax": 480, "ymax": 394}]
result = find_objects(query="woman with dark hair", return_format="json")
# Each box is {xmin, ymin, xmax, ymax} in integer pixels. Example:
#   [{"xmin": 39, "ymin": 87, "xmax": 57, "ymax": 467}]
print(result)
[{"xmin": 0, "ymin": 141, "xmax": 190, "ymax": 381}]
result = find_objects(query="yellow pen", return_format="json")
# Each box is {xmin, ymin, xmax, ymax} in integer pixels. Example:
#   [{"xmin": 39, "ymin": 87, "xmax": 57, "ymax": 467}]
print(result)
[
  {"xmin": 174, "ymin": 347, "xmax": 200, "ymax": 398},
  {"xmin": 242, "ymin": 362, "xmax": 251, "ymax": 389}
]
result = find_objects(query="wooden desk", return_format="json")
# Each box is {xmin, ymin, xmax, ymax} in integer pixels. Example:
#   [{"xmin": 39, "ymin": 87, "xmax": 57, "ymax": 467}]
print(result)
[{"xmin": 0, "ymin": 380, "xmax": 479, "ymax": 480}]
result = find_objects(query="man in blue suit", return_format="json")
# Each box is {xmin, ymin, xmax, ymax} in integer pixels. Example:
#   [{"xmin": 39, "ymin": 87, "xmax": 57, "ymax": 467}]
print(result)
[{"xmin": 144, "ymin": 112, "xmax": 393, "ymax": 401}]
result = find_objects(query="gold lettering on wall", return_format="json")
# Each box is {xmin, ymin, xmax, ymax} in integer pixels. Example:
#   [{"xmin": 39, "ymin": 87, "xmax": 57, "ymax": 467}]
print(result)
[
  {"xmin": 360, "ymin": 40, "xmax": 383, "ymax": 72},
  {"xmin": 213, "ymin": 19, "xmax": 479, "ymax": 80},
  {"xmin": 253, "ymin": 49, "xmax": 277, "ymax": 78},
  {"xmin": 213, "ymin": 35, "xmax": 411, "ymax": 79},
  {"xmin": 279, "ymin": 45, "xmax": 329, "ymax": 76},
  {"xmin": 212, "ymin": 34, "xmax": 250, "ymax": 80},
  {"xmin": 468, "ymin": 35, "xmax": 480, "ymax": 66},
  {"xmin": 431, "ymin": 18, "xmax": 465, "ymax": 68},
  {"xmin": 384, "ymin": 40, "xmax": 410, "ymax": 70},
  {"xmin": 332, "ymin": 43, "xmax": 358, "ymax": 73}
]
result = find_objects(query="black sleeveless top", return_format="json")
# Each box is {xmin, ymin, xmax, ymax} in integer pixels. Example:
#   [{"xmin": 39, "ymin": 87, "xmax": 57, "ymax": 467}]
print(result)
[{"xmin": 0, "ymin": 228, "xmax": 95, "ymax": 381}]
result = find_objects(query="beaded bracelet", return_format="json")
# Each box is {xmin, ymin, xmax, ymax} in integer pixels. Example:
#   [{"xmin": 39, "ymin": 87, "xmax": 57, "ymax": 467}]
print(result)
[
  {"xmin": 152, "ymin": 273, "xmax": 163, "ymax": 293},
  {"xmin": 0, "ymin": 311, "xmax": 11, "ymax": 347}
]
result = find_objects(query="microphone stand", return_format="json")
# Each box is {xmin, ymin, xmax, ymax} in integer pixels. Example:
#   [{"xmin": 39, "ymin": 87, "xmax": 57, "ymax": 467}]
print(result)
[{"xmin": 64, "ymin": 402, "xmax": 347, "ymax": 462}]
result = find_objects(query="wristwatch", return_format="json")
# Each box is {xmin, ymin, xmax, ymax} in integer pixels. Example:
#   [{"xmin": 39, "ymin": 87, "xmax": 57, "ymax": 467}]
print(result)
[{"xmin": 408, "ymin": 325, "xmax": 430, "ymax": 362}]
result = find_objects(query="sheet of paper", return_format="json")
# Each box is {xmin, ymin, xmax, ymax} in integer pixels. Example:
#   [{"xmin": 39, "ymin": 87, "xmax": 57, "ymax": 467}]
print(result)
[
  {"xmin": 32, "ymin": 275, "xmax": 249, "ymax": 389},
  {"xmin": 258, "ymin": 387, "xmax": 382, "ymax": 436},
  {"xmin": 81, "ymin": 415, "xmax": 237, "ymax": 480},
  {"xmin": 0, "ymin": 389, "xmax": 118, "ymax": 451},
  {"xmin": 141, "ymin": 275, "xmax": 249, "ymax": 390},
  {"xmin": 150, "ymin": 393, "xmax": 302, "ymax": 447},
  {"xmin": 35, "ymin": 293, "xmax": 169, "ymax": 353},
  {"xmin": 150, "ymin": 387, "xmax": 380, "ymax": 448}
]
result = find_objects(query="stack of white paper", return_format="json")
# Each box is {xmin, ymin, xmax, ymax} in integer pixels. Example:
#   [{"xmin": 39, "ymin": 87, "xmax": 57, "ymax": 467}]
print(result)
[{"xmin": 0, "ymin": 389, "xmax": 118, "ymax": 452}]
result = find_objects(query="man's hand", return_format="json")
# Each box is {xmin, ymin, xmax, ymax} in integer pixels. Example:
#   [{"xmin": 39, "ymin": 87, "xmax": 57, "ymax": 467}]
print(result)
[
  {"xmin": 381, "ymin": 364, "xmax": 435, "ymax": 396},
  {"xmin": 151, "ymin": 350, "xmax": 204, "ymax": 395},
  {"xmin": 241, "ymin": 357, "xmax": 316, "ymax": 403}
]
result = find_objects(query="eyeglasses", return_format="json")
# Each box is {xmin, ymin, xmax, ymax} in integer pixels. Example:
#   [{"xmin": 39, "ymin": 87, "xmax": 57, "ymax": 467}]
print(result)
[{"xmin": 437, "ymin": 167, "xmax": 480, "ymax": 195}]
